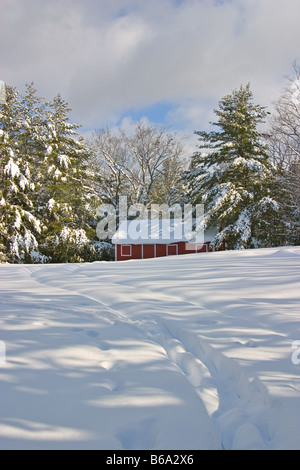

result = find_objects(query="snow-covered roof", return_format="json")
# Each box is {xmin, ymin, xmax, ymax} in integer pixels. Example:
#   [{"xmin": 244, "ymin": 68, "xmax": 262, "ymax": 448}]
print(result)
[{"xmin": 112, "ymin": 219, "xmax": 217, "ymax": 245}]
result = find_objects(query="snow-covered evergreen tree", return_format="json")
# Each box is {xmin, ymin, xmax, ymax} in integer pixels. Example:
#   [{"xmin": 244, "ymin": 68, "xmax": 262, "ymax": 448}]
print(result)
[
  {"xmin": 0, "ymin": 83, "xmax": 44, "ymax": 262},
  {"xmin": 36, "ymin": 94, "xmax": 98, "ymax": 262},
  {"xmin": 184, "ymin": 84, "xmax": 283, "ymax": 250},
  {"xmin": 0, "ymin": 83, "xmax": 99, "ymax": 263}
]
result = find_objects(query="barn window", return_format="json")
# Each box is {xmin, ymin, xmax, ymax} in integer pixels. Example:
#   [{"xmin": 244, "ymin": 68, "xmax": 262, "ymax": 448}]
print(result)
[{"xmin": 121, "ymin": 245, "xmax": 132, "ymax": 256}]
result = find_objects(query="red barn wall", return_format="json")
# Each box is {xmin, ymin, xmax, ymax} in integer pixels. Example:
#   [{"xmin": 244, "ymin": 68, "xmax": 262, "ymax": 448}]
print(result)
[
  {"xmin": 155, "ymin": 244, "xmax": 166, "ymax": 257},
  {"xmin": 116, "ymin": 241, "xmax": 219, "ymax": 261},
  {"xmin": 142, "ymin": 245, "xmax": 155, "ymax": 259}
]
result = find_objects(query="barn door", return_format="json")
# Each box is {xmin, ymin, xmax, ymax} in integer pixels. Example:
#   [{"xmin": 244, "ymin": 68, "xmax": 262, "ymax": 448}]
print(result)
[
  {"xmin": 142, "ymin": 245, "xmax": 155, "ymax": 259},
  {"xmin": 167, "ymin": 244, "xmax": 178, "ymax": 256}
]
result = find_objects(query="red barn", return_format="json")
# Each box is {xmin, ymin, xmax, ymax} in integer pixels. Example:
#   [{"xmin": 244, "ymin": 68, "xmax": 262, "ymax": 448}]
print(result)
[{"xmin": 112, "ymin": 219, "xmax": 221, "ymax": 261}]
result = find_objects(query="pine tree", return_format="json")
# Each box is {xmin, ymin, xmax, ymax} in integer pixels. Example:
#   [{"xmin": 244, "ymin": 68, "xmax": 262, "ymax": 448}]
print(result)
[
  {"xmin": 184, "ymin": 84, "xmax": 283, "ymax": 250},
  {"xmin": 39, "ymin": 94, "xmax": 97, "ymax": 262},
  {"xmin": 0, "ymin": 83, "xmax": 44, "ymax": 262},
  {"xmin": 0, "ymin": 83, "xmax": 99, "ymax": 263}
]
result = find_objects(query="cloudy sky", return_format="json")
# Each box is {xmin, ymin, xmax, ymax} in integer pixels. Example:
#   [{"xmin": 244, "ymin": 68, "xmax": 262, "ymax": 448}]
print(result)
[{"xmin": 1, "ymin": 0, "xmax": 300, "ymax": 146}]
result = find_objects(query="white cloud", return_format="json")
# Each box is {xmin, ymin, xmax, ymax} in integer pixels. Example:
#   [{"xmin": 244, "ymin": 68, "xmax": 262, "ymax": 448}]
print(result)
[{"xmin": 1, "ymin": 0, "xmax": 300, "ymax": 138}]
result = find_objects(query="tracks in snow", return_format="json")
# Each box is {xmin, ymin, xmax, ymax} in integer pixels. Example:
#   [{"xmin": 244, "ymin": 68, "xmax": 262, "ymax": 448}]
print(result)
[
  {"xmin": 139, "ymin": 317, "xmax": 273, "ymax": 450},
  {"xmin": 29, "ymin": 264, "xmax": 277, "ymax": 450}
]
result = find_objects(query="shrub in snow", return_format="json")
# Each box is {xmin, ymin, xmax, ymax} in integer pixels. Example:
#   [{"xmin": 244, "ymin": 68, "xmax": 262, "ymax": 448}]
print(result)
[{"xmin": 91, "ymin": 241, "xmax": 115, "ymax": 261}]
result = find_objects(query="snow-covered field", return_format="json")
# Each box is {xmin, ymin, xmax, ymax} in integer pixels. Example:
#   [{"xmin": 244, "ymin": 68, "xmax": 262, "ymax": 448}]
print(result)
[{"xmin": 0, "ymin": 247, "xmax": 299, "ymax": 450}]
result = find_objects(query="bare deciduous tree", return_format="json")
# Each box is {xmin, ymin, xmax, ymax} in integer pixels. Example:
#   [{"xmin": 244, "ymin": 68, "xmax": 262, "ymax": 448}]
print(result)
[
  {"xmin": 269, "ymin": 63, "xmax": 300, "ymax": 169},
  {"xmin": 268, "ymin": 63, "xmax": 300, "ymax": 243},
  {"xmin": 87, "ymin": 121, "xmax": 186, "ymax": 209}
]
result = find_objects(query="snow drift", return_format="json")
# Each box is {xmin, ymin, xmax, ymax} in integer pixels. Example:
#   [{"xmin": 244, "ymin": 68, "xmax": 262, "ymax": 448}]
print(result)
[{"xmin": 0, "ymin": 246, "xmax": 299, "ymax": 450}]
